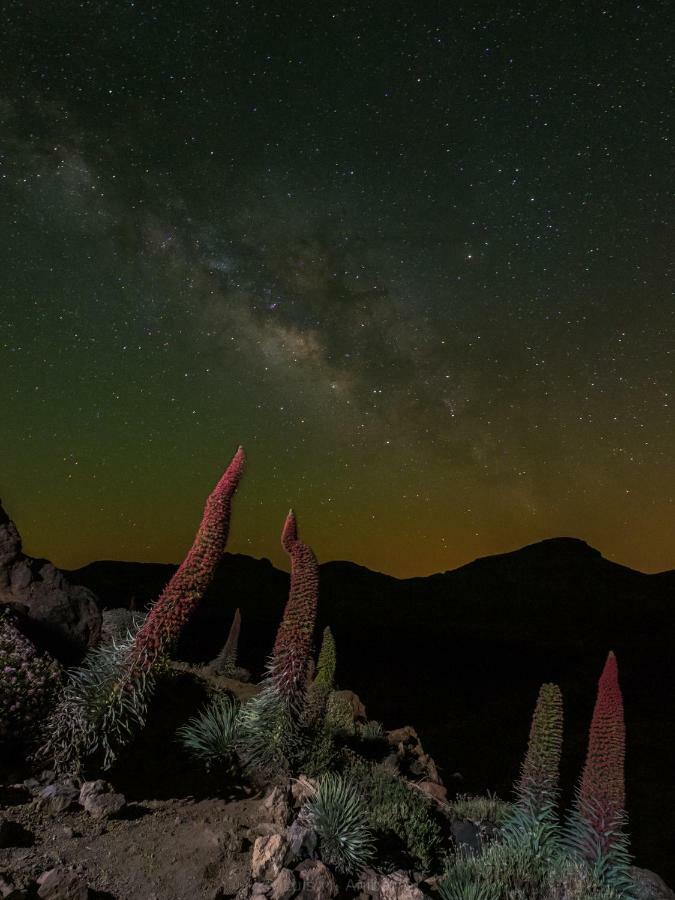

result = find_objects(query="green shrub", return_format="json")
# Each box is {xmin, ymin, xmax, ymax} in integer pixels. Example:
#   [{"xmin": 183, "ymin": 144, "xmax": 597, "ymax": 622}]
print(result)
[
  {"xmin": 440, "ymin": 843, "xmax": 623, "ymax": 900},
  {"xmin": 176, "ymin": 692, "xmax": 240, "ymax": 771},
  {"xmin": 0, "ymin": 609, "xmax": 62, "ymax": 749},
  {"xmin": 347, "ymin": 760, "xmax": 442, "ymax": 871},
  {"xmin": 301, "ymin": 772, "xmax": 375, "ymax": 874},
  {"xmin": 450, "ymin": 793, "xmax": 513, "ymax": 828},
  {"xmin": 324, "ymin": 691, "xmax": 355, "ymax": 736}
]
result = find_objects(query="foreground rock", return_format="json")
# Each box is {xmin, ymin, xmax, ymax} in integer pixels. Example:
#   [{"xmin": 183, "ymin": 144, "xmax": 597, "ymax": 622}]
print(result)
[
  {"xmin": 78, "ymin": 781, "xmax": 126, "ymax": 821},
  {"xmin": 36, "ymin": 868, "xmax": 89, "ymax": 899},
  {"xmin": 0, "ymin": 501, "xmax": 101, "ymax": 662}
]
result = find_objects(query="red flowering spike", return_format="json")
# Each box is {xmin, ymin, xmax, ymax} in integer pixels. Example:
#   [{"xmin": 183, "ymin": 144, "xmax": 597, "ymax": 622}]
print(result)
[
  {"xmin": 271, "ymin": 509, "xmax": 319, "ymax": 705},
  {"xmin": 128, "ymin": 445, "xmax": 246, "ymax": 674},
  {"xmin": 579, "ymin": 651, "xmax": 626, "ymax": 821}
]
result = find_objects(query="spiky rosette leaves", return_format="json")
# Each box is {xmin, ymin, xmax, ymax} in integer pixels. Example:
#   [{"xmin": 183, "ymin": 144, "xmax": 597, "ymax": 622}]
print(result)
[
  {"xmin": 303, "ymin": 626, "xmax": 336, "ymax": 728},
  {"xmin": 37, "ymin": 621, "xmax": 154, "ymax": 773},
  {"xmin": 564, "ymin": 652, "xmax": 634, "ymax": 897},
  {"xmin": 236, "ymin": 681, "xmax": 302, "ymax": 776},
  {"xmin": 270, "ymin": 509, "xmax": 319, "ymax": 711},
  {"xmin": 127, "ymin": 445, "xmax": 246, "ymax": 676},
  {"xmin": 210, "ymin": 608, "xmax": 241, "ymax": 676},
  {"xmin": 176, "ymin": 692, "xmax": 240, "ymax": 771},
  {"xmin": 301, "ymin": 772, "xmax": 375, "ymax": 874}
]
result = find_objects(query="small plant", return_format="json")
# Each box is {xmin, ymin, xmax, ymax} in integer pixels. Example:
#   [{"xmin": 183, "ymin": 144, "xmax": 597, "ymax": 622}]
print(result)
[
  {"xmin": 360, "ymin": 719, "xmax": 385, "ymax": 741},
  {"xmin": 209, "ymin": 608, "xmax": 242, "ymax": 677},
  {"xmin": 439, "ymin": 853, "xmax": 498, "ymax": 900},
  {"xmin": 303, "ymin": 626, "xmax": 336, "ymax": 727},
  {"xmin": 0, "ymin": 609, "xmax": 62, "ymax": 749},
  {"xmin": 176, "ymin": 692, "xmax": 240, "ymax": 771},
  {"xmin": 301, "ymin": 772, "xmax": 375, "ymax": 874},
  {"xmin": 449, "ymin": 793, "xmax": 513, "ymax": 828}
]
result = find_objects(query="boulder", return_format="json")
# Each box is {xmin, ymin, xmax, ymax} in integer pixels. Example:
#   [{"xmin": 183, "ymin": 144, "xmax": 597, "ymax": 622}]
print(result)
[
  {"xmin": 284, "ymin": 818, "xmax": 317, "ymax": 865},
  {"xmin": 631, "ymin": 867, "xmax": 675, "ymax": 900},
  {"xmin": 0, "ymin": 873, "xmax": 29, "ymax": 900},
  {"xmin": 38, "ymin": 780, "xmax": 80, "ymax": 815},
  {"xmin": 294, "ymin": 860, "xmax": 338, "ymax": 899},
  {"xmin": 376, "ymin": 870, "xmax": 425, "ymax": 900},
  {"xmin": 0, "ymin": 501, "xmax": 101, "ymax": 663},
  {"xmin": 269, "ymin": 869, "xmax": 296, "ymax": 900},
  {"xmin": 451, "ymin": 819, "xmax": 481, "ymax": 856},
  {"xmin": 386, "ymin": 726, "xmax": 443, "ymax": 786},
  {"xmin": 262, "ymin": 786, "xmax": 292, "ymax": 827},
  {"xmin": 36, "ymin": 868, "xmax": 89, "ymax": 900},
  {"xmin": 251, "ymin": 834, "xmax": 289, "ymax": 881},
  {"xmin": 78, "ymin": 780, "xmax": 126, "ymax": 820}
]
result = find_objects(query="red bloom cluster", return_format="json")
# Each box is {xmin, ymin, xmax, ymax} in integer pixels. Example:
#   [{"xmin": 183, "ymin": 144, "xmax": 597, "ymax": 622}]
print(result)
[
  {"xmin": 577, "ymin": 651, "xmax": 627, "ymax": 845},
  {"xmin": 127, "ymin": 446, "xmax": 246, "ymax": 675},
  {"xmin": 271, "ymin": 509, "xmax": 319, "ymax": 704}
]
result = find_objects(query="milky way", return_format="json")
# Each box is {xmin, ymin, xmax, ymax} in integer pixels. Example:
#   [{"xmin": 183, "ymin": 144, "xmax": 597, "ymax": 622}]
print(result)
[{"xmin": 0, "ymin": 2, "xmax": 672, "ymax": 576}]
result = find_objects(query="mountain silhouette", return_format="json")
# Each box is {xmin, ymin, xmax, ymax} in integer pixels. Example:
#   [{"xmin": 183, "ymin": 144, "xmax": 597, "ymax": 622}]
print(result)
[{"xmin": 66, "ymin": 538, "xmax": 675, "ymax": 881}]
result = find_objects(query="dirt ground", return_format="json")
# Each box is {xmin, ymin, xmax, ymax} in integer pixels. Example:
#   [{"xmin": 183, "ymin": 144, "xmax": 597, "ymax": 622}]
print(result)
[{"xmin": 0, "ymin": 786, "xmax": 269, "ymax": 899}]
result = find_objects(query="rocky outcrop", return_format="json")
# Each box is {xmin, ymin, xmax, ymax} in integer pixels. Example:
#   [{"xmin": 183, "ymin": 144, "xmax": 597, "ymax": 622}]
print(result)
[{"xmin": 0, "ymin": 501, "xmax": 101, "ymax": 663}]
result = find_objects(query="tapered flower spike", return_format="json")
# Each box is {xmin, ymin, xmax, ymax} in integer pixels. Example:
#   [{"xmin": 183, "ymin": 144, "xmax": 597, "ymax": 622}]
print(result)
[
  {"xmin": 516, "ymin": 683, "xmax": 563, "ymax": 809},
  {"xmin": 563, "ymin": 651, "xmax": 634, "ymax": 894},
  {"xmin": 271, "ymin": 508, "xmax": 319, "ymax": 708},
  {"xmin": 303, "ymin": 626, "xmax": 336, "ymax": 727},
  {"xmin": 579, "ymin": 650, "xmax": 626, "ymax": 826},
  {"xmin": 210, "ymin": 607, "xmax": 242, "ymax": 675},
  {"xmin": 127, "ymin": 445, "xmax": 246, "ymax": 675}
]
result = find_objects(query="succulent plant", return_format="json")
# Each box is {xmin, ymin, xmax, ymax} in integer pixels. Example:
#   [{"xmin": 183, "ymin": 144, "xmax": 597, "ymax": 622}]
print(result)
[
  {"xmin": 301, "ymin": 771, "xmax": 375, "ymax": 874},
  {"xmin": 176, "ymin": 692, "xmax": 240, "ymax": 771}
]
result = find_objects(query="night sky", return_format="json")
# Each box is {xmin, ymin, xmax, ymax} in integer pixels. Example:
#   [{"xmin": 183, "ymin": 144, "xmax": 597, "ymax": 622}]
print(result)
[{"xmin": 1, "ymin": 2, "xmax": 672, "ymax": 578}]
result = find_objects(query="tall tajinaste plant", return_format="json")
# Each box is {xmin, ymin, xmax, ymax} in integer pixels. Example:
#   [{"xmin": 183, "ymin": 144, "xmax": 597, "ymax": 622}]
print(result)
[
  {"xmin": 564, "ymin": 651, "xmax": 634, "ymax": 896},
  {"xmin": 42, "ymin": 446, "xmax": 246, "ymax": 771},
  {"xmin": 270, "ymin": 508, "xmax": 319, "ymax": 711},
  {"xmin": 126, "ymin": 445, "xmax": 246, "ymax": 676},
  {"xmin": 238, "ymin": 508, "xmax": 319, "ymax": 774},
  {"xmin": 502, "ymin": 683, "xmax": 563, "ymax": 857}
]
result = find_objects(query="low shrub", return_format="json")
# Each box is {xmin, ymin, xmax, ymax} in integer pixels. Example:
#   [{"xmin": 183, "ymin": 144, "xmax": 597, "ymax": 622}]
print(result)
[{"xmin": 0, "ymin": 609, "xmax": 62, "ymax": 749}]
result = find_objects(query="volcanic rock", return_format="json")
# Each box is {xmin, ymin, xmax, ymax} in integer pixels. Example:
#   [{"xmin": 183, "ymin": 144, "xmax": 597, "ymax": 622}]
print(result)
[{"xmin": 0, "ymin": 501, "xmax": 101, "ymax": 662}]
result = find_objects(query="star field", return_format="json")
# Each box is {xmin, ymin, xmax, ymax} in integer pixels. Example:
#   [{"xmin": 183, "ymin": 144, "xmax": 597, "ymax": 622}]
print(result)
[{"xmin": 0, "ymin": 1, "xmax": 672, "ymax": 576}]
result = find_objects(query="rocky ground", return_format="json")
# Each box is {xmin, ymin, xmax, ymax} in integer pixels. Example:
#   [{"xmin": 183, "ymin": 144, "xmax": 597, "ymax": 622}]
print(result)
[{"xmin": 0, "ymin": 766, "xmax": 446, "ymax": 899}]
